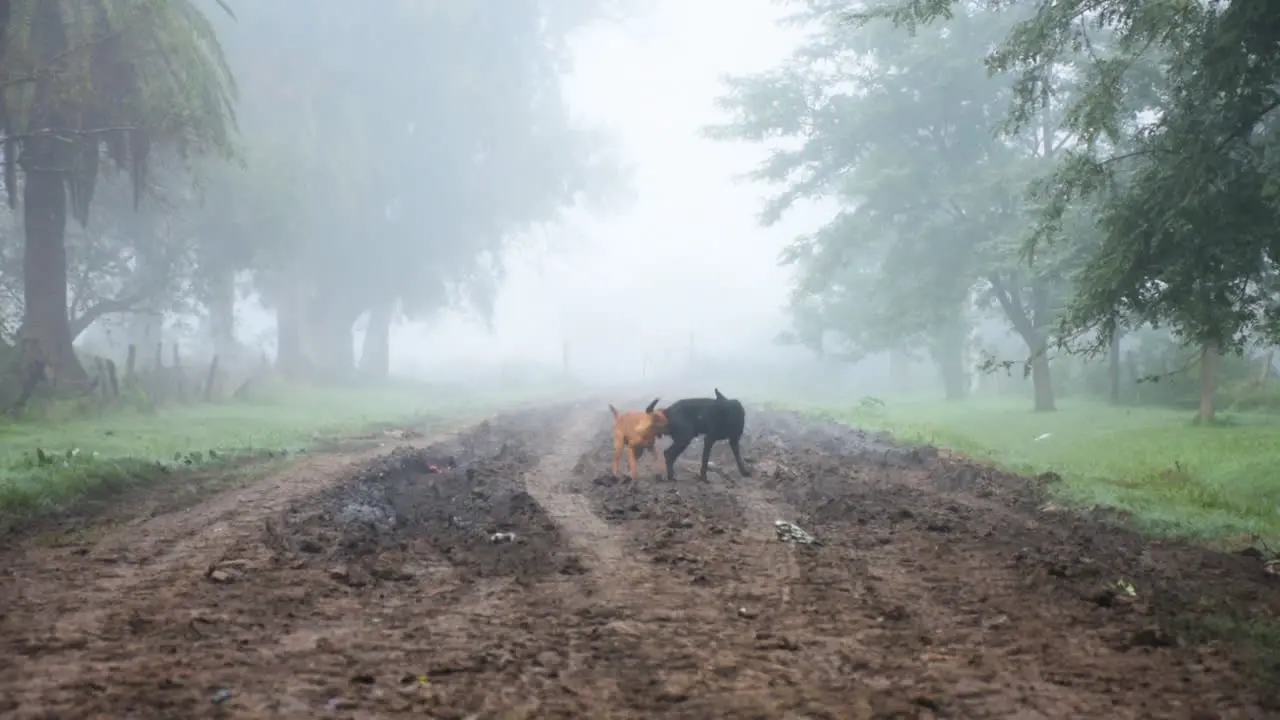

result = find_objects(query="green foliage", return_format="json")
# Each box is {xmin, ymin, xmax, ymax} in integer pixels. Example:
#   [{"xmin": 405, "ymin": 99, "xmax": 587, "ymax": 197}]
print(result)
[
  {"xmin": 0, "ymin": 0, "xmax": 238, "ymax": 217},
  {"xmin": 707, "ymin": 1, "xmax": 1084, "ymax": 409},
  {"xmin": 858, "ymin": 0, "xmax": 1280, "ymax": 356},
  {"xmin": 0, "ymin": 378, "xmax": 579, "ymax": 527},
  {"xmin": 717, "ymin": 0, "xmax": 1280, "ymax": 421},
  {"xmin": 807, "ymin": 395, "xmax": 1280, "ymax": 543}
]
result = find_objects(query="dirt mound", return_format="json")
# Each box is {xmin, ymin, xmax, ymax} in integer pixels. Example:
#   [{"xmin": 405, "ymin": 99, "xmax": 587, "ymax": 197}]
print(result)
[
  {"xmin": 276, "ymin": 414, "xmax": 584, "ymax": 584},
  {"xmin": 3, "ymin": 402, "xmax": 1278, "ymax": 718},
  {"xmin": 748, "ymin": 412, "xmax": 1280, "ymax": 715}
]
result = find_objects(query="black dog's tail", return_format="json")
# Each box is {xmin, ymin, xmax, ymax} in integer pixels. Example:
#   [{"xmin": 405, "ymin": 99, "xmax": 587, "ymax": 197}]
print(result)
[{"xmin": 714, "ymin": 388, "xmax": 726, "ymax": 400}]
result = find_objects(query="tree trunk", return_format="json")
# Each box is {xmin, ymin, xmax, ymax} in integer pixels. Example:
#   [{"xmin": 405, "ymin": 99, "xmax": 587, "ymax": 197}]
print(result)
[
  {"xmin": 275, "ymin": 272, "xmax": 307, "ymax": 377},
  {"xmin": 1108, "ymin": 326, "xmax": 1123, "ymax": 405},
  {"xmin": 301, "ymin": 298, "xmax": 360, "ymax": 380},
  {"xmin": 929, "ymin": 320, "xmax": 969, "ymax": 401},
  {"xmin": 1198, "ymin": 341, "xmax": 1219, "ymax": 424},
  {"xmin": 21, "ymin": 160, "xmax": 88, "ymax": 388},
  {"xmin": 935, "ymin": 353, "xmax": 968, "ymax": 400},
  {"xmin": 207, "ymin": 267, "xmax": 237, "ymax": 361},
  {"xmin": 889, "ymin": 348, "xmax": 910, "ymax": 392},
  {"xmin": 359, "ymin": 299, "xmax": 393, "ymax": 379},
  {"xmin": 1028, "ymin": 335, "xmax": 1056, "ymax": 412}
]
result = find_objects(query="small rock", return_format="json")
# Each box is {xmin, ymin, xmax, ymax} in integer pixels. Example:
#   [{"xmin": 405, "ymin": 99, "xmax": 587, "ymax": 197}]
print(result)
[
  {"xmin": 212, "ymin": 688, "xmax": 232, "ymax": 704},
  {"xmin": 207, "ymin": 569, "xmax": 236, "ymax": 584},
  {"xmin": 883, "ymin": 605, "xmax": 910, "ymax": 622},
  {"xmin": 737, "ymin": 607, "xmax": 758, "ymax": 619},
  {"xmin": 1129, "ymin": 627, "xmax": 1177, "ymax": 648},
  {"xmin": 534, "ymin": 651, "xmax": 561, "ymax": 668},
  {"xmin": 371, "ymin": 566, "xmax": 415, "ymax": 582},
  {"xmin": 328, "ymin": 566, "xmax": 369, "ymax": 587},
  {"xmin": 325, "ymin": 697, "xmax": 357, "ymax": 711},
  {"xmin": 1088, "ymin": 587, "xmax": 1119, "ymax": 607},
  {"xmin": 351, "ymin": 673, "xmax": 375, "ymax": 685}
]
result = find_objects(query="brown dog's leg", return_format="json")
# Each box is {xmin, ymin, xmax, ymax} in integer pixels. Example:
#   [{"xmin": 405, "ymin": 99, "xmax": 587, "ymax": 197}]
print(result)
[
  {"xmin": 627, "ymin": 445, "xmax": 639, "ymax": 481},
  {"xmin": 612, "ymin": 440, "xmax": 623, "ymax": 477}
]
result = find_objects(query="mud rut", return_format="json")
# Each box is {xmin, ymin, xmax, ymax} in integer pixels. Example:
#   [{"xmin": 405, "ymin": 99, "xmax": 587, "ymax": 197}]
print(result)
[{"xmin": 2, "ymin": 404, "xmax": 1279, "ymax": 719}]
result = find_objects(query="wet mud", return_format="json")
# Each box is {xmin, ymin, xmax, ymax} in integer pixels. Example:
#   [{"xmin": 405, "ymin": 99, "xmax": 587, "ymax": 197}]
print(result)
[{"xmin": 0, "ymin": 403, "xmax": 1277, "ymax": 718}]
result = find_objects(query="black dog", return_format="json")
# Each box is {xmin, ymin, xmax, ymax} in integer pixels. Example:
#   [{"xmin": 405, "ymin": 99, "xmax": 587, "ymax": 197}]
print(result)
[{"xmin": 661, "ymin": 388, "xmax": 752, "ymax": 481}]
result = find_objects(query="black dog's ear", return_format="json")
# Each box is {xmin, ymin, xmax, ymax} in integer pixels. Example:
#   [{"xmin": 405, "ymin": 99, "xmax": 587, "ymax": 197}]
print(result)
[
  {"xmin": 645, "ymin": 397, "xmax": 660, "ymax": 413},
  {"xmin": 714, "ymin": 388, "xmax": 725, "ymax": 400}
]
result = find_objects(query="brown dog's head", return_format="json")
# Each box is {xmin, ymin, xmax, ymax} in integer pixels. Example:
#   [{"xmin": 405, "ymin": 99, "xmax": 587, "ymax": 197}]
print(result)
[{"xmin": 645, "ymin": 397, "xmax": 669, "ymax": 436}]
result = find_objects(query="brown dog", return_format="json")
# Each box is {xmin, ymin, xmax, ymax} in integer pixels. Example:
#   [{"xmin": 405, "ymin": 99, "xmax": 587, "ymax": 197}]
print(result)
[{"xmin": 609, "ymin": 397, "xmax": 668, "ymax": 481}]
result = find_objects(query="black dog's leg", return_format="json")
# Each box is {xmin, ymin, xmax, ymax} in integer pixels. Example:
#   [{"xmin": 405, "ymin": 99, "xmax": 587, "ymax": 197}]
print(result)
[
  {"xmin": 664, "ymin": 434, "xmax": 693, "ymax": 482},
  {"xmin": 699, "ymin": 437, "xmax": 716, "ymax": 480},
  {"xmin": 729, "ymin": 435, "xmax": 751, "ymax": 477}
]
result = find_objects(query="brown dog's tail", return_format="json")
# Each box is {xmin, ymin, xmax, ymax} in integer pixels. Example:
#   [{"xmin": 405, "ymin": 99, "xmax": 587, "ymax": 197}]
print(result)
[{"xmin": 608, "ymin": 404, "xmax": 619, "ymax": 419}]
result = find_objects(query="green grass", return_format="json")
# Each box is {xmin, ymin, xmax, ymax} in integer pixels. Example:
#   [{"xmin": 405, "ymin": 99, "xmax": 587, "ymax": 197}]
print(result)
[
  {"xmin": 0, "ymin": 378, "xmax": 573, "ymax": 526},
  {"xmin": 786, "ymin": 395, "xmax": 1280, "ymax": 543}
]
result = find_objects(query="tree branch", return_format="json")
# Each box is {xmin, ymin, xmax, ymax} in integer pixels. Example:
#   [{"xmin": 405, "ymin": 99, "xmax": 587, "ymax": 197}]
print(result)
[
  {"xmin": 69, "ymin": 294, "xmax": 147, "ymax": 340},
  {"xmin": 988, "ymin": 272, "xmax": 1035, "ymax": 339},
  {"xmin": 0, "ymin": 30, "xmax": 125, "ymax": 93}
]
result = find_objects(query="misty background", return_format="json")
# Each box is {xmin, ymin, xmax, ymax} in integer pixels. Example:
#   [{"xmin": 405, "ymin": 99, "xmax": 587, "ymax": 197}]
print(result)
[
  {"xmin": 6, "ymin": 0, "xmax": 1272, "ymax": 422},
  {"xmin": 46, "ymin": 0, "xmax": 844, "ymax": 391}
]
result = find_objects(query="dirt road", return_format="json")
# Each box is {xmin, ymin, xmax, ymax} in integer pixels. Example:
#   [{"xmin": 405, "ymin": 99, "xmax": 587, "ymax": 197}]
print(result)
[{"xmin": 2, "ymin": 402, "xmax": 1278, "ymax": 718}]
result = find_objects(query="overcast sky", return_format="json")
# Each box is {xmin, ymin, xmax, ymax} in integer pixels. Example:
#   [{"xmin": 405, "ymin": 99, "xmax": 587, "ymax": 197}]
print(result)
[{"xmin": 382, "ymin": 1, "xmax": 820, "ymax": 380}]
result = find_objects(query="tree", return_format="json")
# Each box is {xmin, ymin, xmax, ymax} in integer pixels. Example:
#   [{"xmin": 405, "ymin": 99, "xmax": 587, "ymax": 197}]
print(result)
[
  {"xmin": 707, "ymin": 1, "xmax": 1074, "ymax": 409},
  {"xmin": 865, "ymin": 0, "xmax": 1280, "ymax": 422},
  {"xmin": 215, "ymin": 0, "xmax": 627, "ymax": 379},
  {"xmin": 3, "ymin": 0, "xmax": 236, "ymax": 387}
]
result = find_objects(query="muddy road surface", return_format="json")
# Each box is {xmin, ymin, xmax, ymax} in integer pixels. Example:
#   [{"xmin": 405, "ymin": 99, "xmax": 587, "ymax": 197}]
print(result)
[{"xmin": 2, "ymin": 402, "xmax": 1278, "ymax": 719}]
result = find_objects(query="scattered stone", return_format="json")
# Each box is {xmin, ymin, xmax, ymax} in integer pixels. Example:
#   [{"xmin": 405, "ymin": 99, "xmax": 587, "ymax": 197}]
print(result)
[
  {"xmin": 774, "ymin": 520, "xmax": 821, "ymax": 546},
  {"xmin": 325, "ymin": 697, "xmax": 357, "ymax": 711},
  {"xmin": 882, "ymin": 605, "xmax": 910, "ymax": 622},
  {"xmin": 207, "ymin": 569, "xmax": 237, "ymax": 584},
  {"xmin": 212, "ymin": 688, "xmax": 232, "ymax": 704},
  {"xmin": 1129, "ymin": 627, "xmax": 1177, "ymax": 649},
  {"xmin": 328, "ymin": 566, "xmax": 369, "ymax": 587},
  {"xmin": 737, "ymin": 607, "xmax": 758, "ymax": 619}
]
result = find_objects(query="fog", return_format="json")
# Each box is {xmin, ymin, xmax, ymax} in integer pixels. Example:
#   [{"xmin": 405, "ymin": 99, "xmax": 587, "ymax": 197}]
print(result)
[
  {"xmin": 219, "ymin": 1, "xmax": 821, "ymax": 387},
  {"xmin": 392, "ymin": 0, "xmax": 811, "ymax": 382},
  {"xmin": 11, "ymin": 0, "xmax": 1040, "ymax": 408}
]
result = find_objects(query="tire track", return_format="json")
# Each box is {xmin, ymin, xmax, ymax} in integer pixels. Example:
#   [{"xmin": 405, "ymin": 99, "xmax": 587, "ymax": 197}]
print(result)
[
  {"xmin": 517, "ymin": 404, "xmax": 633, "ymax": 573},
  {"xmin": 0, "ymin": 424, "xmax": 475, "ymax": 715}
]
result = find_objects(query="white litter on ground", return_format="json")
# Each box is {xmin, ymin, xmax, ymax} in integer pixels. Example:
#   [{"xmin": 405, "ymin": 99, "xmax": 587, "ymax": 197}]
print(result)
[{"xmin": 774, "ymin": 520, "xmax": 821, "ymax": 546}]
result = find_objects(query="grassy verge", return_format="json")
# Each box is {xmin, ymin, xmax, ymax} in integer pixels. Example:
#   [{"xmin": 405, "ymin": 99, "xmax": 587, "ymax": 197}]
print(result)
[
  {"xmin": 783, "ymin": 395, "xmax": 1280, "ymax": 544},
  {"xmin": 0, "ymin": 378, "xmax": 571, "ymax": 527}
]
